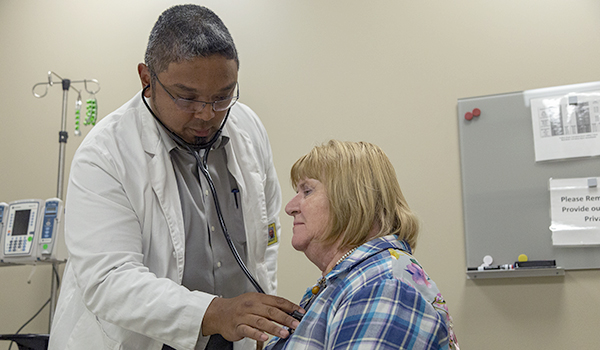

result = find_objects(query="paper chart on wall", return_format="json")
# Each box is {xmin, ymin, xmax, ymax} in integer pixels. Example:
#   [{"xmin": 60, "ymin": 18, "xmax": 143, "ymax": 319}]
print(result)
[
  {"xmin": 530, "ymin": 91, "xmax": 600, "ymax": 162},
  {"xmin": 549, "ymin": 177, "xmax": 600, "ymax": 246}
]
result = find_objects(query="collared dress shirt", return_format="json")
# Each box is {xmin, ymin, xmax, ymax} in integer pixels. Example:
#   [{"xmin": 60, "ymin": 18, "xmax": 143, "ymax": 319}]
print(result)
[
  {"xmin": 159, "ymin": 126, "xmax": 254, "ymax": 350},
  {"xmin": 266, "ymin": 235, "xmax": 459, "ymax": 350},
  {"xmin": 160, "ymin": 126, "xmax": 253, "ymax": 299}
]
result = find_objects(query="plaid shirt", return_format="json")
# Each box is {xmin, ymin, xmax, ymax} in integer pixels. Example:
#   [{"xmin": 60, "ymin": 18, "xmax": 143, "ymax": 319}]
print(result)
[{"xmin": 266, "ymin": 236, "xmax": 458, "ymax": 350}]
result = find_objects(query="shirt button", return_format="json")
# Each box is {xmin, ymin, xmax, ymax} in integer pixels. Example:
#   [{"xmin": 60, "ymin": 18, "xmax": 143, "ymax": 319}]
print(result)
[
  {"xmin": 205, "ymin": 190, "xmax": 209, "ymax": 196},
  {"xmin": 211, "ymin": 226, "xmax": 215, "ymax": 232},
  {"xmin": 216, "ymin": 261, "xmax": 222, "ymax": 268}
]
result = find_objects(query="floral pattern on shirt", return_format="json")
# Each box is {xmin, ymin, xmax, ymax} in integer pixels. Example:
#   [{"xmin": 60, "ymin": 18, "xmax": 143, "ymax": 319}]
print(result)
[{"xmin": 406, "ymin": 258, "xmax": 432, "ymax": 287}]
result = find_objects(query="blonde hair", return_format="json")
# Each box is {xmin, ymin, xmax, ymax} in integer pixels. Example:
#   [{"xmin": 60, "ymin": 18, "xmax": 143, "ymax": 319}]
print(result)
[{"xmin": 290, "ymin": 140, "xmax": 420, "ymax": 250}]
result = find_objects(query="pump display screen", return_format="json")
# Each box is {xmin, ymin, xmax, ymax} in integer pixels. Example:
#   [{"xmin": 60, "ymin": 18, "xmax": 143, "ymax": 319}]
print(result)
[{"xmin": 12, "ymin": 209, "xmax": 31, "ymax": 236}]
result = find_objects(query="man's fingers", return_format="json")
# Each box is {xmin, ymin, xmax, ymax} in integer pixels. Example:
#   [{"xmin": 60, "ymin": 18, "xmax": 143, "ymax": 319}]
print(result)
[
  {"xmin": 202, "ymin": 293, "xmax": 303, "ymax": 342},
  {"xmin": 265, "ymin": 294, "xmax": 305, "ymax": 315},
  {"xmin": 255, "ymin": 295, "xmax": 304, "ymax": 330},
  {"xmin": 262, "ymin": 305, "xmax": 301, "ymax": 332},
  {"xmin": 236, "ymin": 323, "xmax": 269, "ymax": 343},
  {"xmin": 234, "ymin": 294, "xmax": 303, "ymax": 331},
  {"xmin": 232, "ymin": 311, "xmax": 291, "ymax": 340}
]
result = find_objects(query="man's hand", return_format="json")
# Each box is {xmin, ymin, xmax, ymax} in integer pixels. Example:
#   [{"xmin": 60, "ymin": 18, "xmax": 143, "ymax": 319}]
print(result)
[{"xmin": 202, "ymin": 293, "xmax": 304, "ymax": 342}]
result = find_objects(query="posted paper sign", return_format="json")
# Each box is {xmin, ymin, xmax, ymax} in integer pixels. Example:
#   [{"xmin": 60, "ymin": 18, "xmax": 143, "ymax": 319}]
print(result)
[
  {"xmin": 530, "ymin": 92, "xmax": 600, "ymax": 162},
  {"xmin": 549, "ymin": 177, "xmax": 600, "ymax": 246}
]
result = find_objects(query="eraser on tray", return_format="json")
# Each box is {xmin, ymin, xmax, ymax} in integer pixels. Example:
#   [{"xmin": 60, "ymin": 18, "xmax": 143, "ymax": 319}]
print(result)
[{"xmin": 514, "ymin": 260, "xmax": 556, "ymax": 269}]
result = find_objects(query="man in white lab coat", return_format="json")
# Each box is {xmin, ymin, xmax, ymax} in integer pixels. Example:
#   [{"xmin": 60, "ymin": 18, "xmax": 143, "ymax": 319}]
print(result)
[{"xmin": 49, "ymin": 5, "xmax": 302, "ymax": 350}]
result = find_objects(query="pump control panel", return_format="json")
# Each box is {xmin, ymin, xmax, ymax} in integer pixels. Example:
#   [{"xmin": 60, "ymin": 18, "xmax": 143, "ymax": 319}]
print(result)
[{"xmin": 0, "ymin": 198, "xmax": 66, "ymax": 263}]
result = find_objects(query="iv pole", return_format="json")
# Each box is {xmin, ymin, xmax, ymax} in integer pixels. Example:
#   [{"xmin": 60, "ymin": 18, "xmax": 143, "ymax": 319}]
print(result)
[{"xmin": 32, "ymin": 71, "xmax": 100, "ymax": 331}]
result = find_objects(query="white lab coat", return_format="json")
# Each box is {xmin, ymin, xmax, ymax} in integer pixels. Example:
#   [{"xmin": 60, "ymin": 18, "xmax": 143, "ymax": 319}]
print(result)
[{"xmin": 49, "ymin": 92, "xmax": 281, "ymax": 350}]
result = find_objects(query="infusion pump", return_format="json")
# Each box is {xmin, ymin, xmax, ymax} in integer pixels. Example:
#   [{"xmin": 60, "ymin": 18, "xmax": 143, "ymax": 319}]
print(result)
[{"xmin": 0, "ymin": 198, "xmax": 67, "ymax": 263}]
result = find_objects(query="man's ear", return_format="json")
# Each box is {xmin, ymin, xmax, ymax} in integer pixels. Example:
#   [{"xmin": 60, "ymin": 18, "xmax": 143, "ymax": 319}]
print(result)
[{"xmin": 138, "ymin": 63, "xmax": 152, "ymax": 97}]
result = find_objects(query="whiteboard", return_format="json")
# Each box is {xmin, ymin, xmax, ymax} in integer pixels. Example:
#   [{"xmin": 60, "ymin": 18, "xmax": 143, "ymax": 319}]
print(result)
[{"xmin": 458, "ymin": 81, "xmax": 600, "ymax": 271}]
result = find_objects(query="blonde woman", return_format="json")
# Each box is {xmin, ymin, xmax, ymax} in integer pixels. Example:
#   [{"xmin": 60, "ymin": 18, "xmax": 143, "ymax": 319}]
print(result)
[{"xmin": 267, "ymin": 140, "xmax": 459, "ymax": 350}]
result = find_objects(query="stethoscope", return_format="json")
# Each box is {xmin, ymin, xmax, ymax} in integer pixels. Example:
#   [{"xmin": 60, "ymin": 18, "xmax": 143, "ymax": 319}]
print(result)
[
  {"xmin": 141, "ymin": 86, "xmax": 265, "ymax": 294},
  {"xmin": 142, "ymin": 87, "xmax": 305, "ymax": 322}
]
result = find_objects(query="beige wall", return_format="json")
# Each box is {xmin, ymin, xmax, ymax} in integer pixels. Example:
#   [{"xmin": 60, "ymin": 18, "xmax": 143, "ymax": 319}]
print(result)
[{"xmin": 1, "ymin": 1, "xmax": 600, "ymax": 349}]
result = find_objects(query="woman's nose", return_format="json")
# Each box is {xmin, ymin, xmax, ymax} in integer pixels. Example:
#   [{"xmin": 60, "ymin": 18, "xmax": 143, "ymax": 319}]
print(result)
[{"xmin": 285, "ymin": 194, "xmax": 300, "ymax": 216}]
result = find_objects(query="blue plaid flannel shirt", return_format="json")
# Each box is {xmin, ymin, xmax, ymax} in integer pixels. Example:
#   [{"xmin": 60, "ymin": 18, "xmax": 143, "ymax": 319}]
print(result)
[{"xmin": 266, "ymin": 235, "xmax": 458, "ymax": 350}]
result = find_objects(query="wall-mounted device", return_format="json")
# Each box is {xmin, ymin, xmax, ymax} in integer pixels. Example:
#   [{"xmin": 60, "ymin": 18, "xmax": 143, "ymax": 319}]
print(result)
[
  {"xmin": 0, "ymin": 203, "xmax": 7, "ymax": 246},
  {"xmin": 0, "ymin": 198, "xmax": 66, "ymax": 264}
]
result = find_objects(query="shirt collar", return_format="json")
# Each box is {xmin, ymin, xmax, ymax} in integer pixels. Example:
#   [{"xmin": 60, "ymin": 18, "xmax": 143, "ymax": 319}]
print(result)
[
  {"xmin": 326, "ymin": 235, "xmax": 411, "ymax": 280},
  {"xmin": 156, "ymin": 121, "xmax": 230, "ymax": 153},
  {"xmin": 211, "ymin": 127, "xmax": 230, "ymax": 150}
]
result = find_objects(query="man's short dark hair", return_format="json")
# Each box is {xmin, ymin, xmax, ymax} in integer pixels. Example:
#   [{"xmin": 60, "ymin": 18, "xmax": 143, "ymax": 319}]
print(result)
[{"xmin": 145, "ymin": 4, "xmax": 239, "ymax": 74}]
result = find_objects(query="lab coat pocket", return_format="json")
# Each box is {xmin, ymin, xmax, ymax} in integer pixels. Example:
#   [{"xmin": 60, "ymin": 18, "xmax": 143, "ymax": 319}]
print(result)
[
  {"xmin": 67, "ymin": 309, "xmax": 120, "ymax": 350},
  {"xmin": 96, "ymin": 317, "xmax": 123, "ymax": 350}
]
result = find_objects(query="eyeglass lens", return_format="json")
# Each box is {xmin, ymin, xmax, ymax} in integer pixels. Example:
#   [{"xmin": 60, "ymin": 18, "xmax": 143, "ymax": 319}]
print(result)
[{"xmin": 175, "ymin": 95, "xmax": 237, "ymax": 113}]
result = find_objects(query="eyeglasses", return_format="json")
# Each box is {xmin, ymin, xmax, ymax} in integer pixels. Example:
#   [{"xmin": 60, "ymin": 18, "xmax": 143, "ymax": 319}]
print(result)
[{"xmin": 152, "ymin": 71, "xmax": 239, "ymax": 113}]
